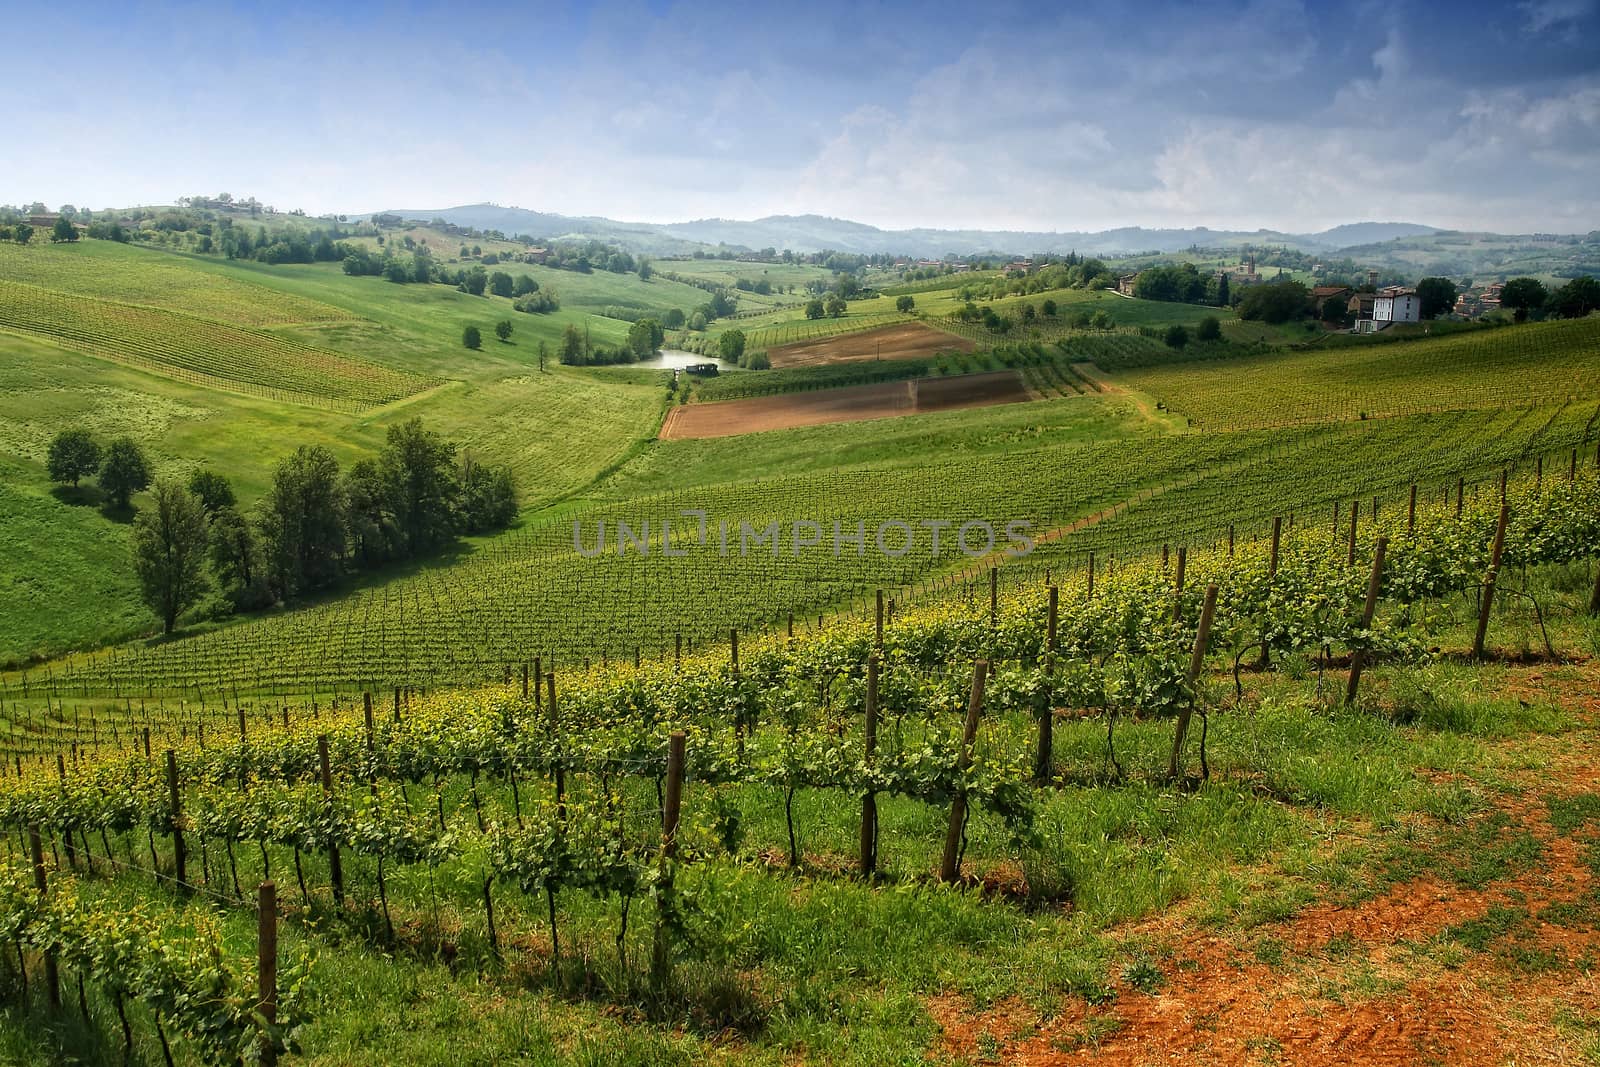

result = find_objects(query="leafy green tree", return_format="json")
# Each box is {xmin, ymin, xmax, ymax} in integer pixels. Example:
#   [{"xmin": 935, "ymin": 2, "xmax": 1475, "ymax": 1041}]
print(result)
[
  {"xmin": 495, "ymin": 319, "xmax": 513, "ymax": 342},
  {"xmin": 187, "ymin": 469, "xmax": 235, "ymax": 513},
  {"xmin": 1415, "ymin": 277, "xmax": 1458, "ymax": 319},
  {"xmin": 1196, "ymin": 316, "xmax": 1222, "ymax": 342},
  {"xmin": 208, "ymin": 506, "xmax": 270, "ymax": 610},
  {"xmin": 896, "ymin": 295, "xmax": 915, "ymax": 312},
  {"xmin": 662, "ymin": 307, "xmax": 686, "ymax": 329},
  {"xmin": 1550, "ymin": 276, "xmax": 1600, "ymax": 319},
  {"xmin": 489, "ymin": 271, "xmax": 514, "ymax": 298},
  {"xmin": 462, "ymin": 265, "xmax": 488, "ymax": 296},
  {"xmin": 1237, "ymin": 280, "xmax": 1310, "ymax": 324},
  {"xmin": 537, "ymin": 340, "xmax": 549, "ymax": 373},
  {"xmin": 342, "ymin": 458, "xmax": 396, "ymax": 569},
  {"xmin": 1041, "ymin": 298, "xmax": 1057, "ymax": 317},
  {"xmin": 411, "ymin": 252, "xmax": 433, "ymax": 283},
  {"xmin": 804, "ymin": 299, "xmax": 825, "ymax": 320},
  {"xmin": 686, "ymin": 311, "xmax": 707, "ymax": 331},
  {"xmin": 378, "ymin": 418, "xmax": 460, "ymax": 558},
  {"xmin": 458, "ymin": 454, "xmax": 518, "ymax": 533},
  {"xmin": 51, "ymin": 216, "xmax": 77, "ymax": 243},
  {"xmin": 46, "ymin": 428, "xmax": 100, "ymax": 487},
  {"xmin": 719, "ymin": 329, "xmax": 747, "ymax": 362},
  {"xmin": 825, "ymin": 296, "xmax": 847, "ymax": 317},
  {"xmin": 1500, "ymin": 277, "xmax": 1547, "ymax": 322},
  {"xmin": 12, "ymin": 223, "xmax": 31, "ymax": 245},
  {"xmin": 637, "ymin": 258, "xmax": 653, "ymax": 281},
  {"xmin": 514, "ymin": 274, "xmax": 539, "ymax": 296},
  {"xmin": 98, "ymin": 437, "xmax": 150, "ymax": 509},
  {"xmin": 627, "ymin": 319, "xmax": 658, "ymax": 359},
  {"xmin": 257, "ymin": 445, "xmax": 345, "ymax": 599},
  {"xmin": 463, "ymin": 325, "xmax": 482, "ymax": 349},
  {"xmin": 1088, "ymin": 310, "xmax": 1112, "ymax": 330},
  {"xmin": 559, "ymin": 324, "xmax": 585, "ymax": 364},
  {"xmin": 1164, "ymin": 324, "xmax": 1188, "ymax": 348},
  {"xmin": 132, "ymin": 480, "xmax": 209, "ymax": 634}
]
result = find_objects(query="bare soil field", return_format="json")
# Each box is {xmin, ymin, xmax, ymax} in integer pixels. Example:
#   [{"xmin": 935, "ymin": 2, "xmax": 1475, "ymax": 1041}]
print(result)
[
  {"xmin": 766, "ymin": 320, "xmax": 975, "ymax": 367},
  {"xmin": 659, "ymin": 370, "xmax": 1029, "ymax": 439}
]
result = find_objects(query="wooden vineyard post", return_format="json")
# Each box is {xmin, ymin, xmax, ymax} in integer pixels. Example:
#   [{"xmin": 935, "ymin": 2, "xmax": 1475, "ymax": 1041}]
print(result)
[
  {"xmin": 319, "ymin": 737, "xmax": 343, "ymax": 906},
  {"xmin": 1345, "ymin": 537, "xmax": 1389, "ymax": 706},
  {"xmin": 258, "ymin": 881, "xmax": 278, "ymax": 1067},
  {"xmin": 787, "ymin": 613, "xmax": 794, "ymax": 639},
  {"xmin": 1474, "ymin": 504, "xmax": 1510, "ymax": 660},
  {"xmin": 1347, "ymin": 500, "xmax": 1359, "ymax": 566},
  {"xmin": 653, "ymin": 731, "xmax": 686, "ymax": 987},
  {"xmin": 940, "ymin": 661, "xmax": 988, "ymax": 884},
  {"xmin": 28, "ymin": 826, "xmax": 58, "ymax": 1009},
  {"xmin": 1171, "ymin": 547, "xmax": 1187, "ymax": 621},
  {"xmin": 238, "ymin": 707, "xmax": 247, "ymax": 744},
  {"xmin": 520, "ymin": 664, "xmax": 529, "ymax": 699},
  {"xmin": 55, "ymin": 755, "xmax": 77, "ymax": 871},
  {"xmin": 859, "ymin": 656, "xmax": 879, "ymax": 877},
  {"xmin": 989, "ymin": 567, "xmax": 998, "ymax": 628},
  {"xmin": 546, "ymin": 674, "xmax": 564, "ymax": 818},
  {"xmin": 875, "ymin": 589, "xmax": 884, "ymax": 648},
  {"xmin": 1035, "ymin": 586, "xmax": 1059, "ymax": 786},
  {"xmin": 1590, "ymin": 559, "xmax": 1600, "ymax": 616},
  {"xmin": 1536, "ymin": 456, "xmax": 1543, "ymax": 496},
  {"xmin": 1571, "ymin": 449, "xmax": 1578, "ymax": 484},
  {"xmin": 1408, "ymin": 484, "xmax": 1417, "ymax": 534},
  {"xmin": 165, "ymin": 749, "xmax": 187, "ymax": 892},
  {"xmin": 1269, "ymin": 517, "xmax": 1282, "ymax": 578},
  {"xmin": 1227, "ymin": 524, "xmax": 1235, "ymax": 556},
  {"xmin": 1167, "ymin": 585, "xmax": 1218, "ymax": 781},
  {"xmin": 1087, "ymin": 552, "xmax": 1095, "ymax": 598}
]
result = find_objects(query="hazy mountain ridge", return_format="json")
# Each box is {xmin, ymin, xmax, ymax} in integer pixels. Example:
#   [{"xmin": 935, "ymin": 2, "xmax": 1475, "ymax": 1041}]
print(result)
[{"xmin": 372, "ymin": 204, "xmax": 1455, "ymax": 258}]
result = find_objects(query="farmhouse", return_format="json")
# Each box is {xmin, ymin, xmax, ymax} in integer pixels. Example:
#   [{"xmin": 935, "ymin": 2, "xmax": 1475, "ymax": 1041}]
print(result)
[
  {"xmin": 1117, "ymin": 273, "xmax": 1140, "ymax": 296},
  {"xmin": 1373, "ymin": 286, "xmax": 1421, "ymax": 325},
  {"xmin": 1311, "ymin": 285, "xmax": 1352, "ymax": 316}
]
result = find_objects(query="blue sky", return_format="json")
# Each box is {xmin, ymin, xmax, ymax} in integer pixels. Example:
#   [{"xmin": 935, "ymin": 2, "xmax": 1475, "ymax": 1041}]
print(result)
[{"xmin": 6, "ymin": 0, "xmax": 1599, "ymax": 232}]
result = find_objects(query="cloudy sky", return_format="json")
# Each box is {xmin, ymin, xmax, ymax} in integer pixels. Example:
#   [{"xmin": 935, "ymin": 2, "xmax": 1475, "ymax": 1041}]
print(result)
[{"xmin": 6, "ymin": 0, "xmax": 1599, "ymax": 232}]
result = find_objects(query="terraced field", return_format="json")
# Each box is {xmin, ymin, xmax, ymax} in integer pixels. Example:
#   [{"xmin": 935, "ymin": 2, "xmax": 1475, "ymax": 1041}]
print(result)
[{"xmin": 0, "ymin": 281, "xmax": 436, "ymax": 411}]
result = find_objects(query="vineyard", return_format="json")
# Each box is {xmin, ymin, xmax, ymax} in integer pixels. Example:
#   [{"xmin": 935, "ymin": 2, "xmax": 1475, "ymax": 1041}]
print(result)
[
  {"xmin": 0, "ymin": 242, "xmax": 355, "ymax": 327},
  {"xmin": 11, "ymin": 405, "xmax": 1595, "ymax": 703},
  {"xmin": 0, "ymin": 469, "xmax": 1595, "ymax": 1062},
  {"xmin": 0, "ymin": 282, "xmax": 438, "ymax": 412},
  {"xmin": 1119, "ymin": 315, "xmax": 1600, "ymax": 430}
]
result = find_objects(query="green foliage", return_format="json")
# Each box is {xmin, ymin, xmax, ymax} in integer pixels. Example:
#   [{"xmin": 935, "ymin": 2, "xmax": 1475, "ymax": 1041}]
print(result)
[
  {"xmin": 1550, "ymin": 275, "xmax": 1600, "ymax": 319},
  {"xmin": 1416, "ymin": 277, "xmax": 1458, "ymax": 319},
  {"xmin": 97, "ymin": 436, "xmax": 150, "ymax": 509},
  {"xmin": 1500, "ymin": 277, "xmax": 1547, "ymax": 322},
  {"xmin": 187, "ymin": 468, "xmax": 235, "ymax": 513},
  {"xmin": 50, "ymin": 216, "xmax": 77, "ymax": 243},
  {"xmin": 258, "ymin": 444, "xmax": 345, "ymax": 600},
  {"xmin": 208, "ymin": 505, "xmax": 269, "ymax": 610},
  {"xmin": 896, "ymin": 295, "xmax": 915, "ymax": 313},
  {"xmin": 804, "ymin": 299, "xmax": 825, "ymax": 320},
  {"xmin": 45, "ymin": 427, "xmax": 100, "ymax": 488},
  {"xmin": 132, "ymin": 480, "xmax": 210, "ymax": 633},
  {"xmin": 378, "ymin": 418, "xmax": 460, "ymax": 558},
  {"xmin": 458, "ymin": 454, "xmax": 518, "ymax": 534},
  {"xmin": 718, "ymin": 329, "xmax": 746, "ymax": 362},
  {"xmin": 463, "ymin": 324, "xmax": 482, "ymax": 349},
  {"xmin": 489, "ymin": 271, "xmax": 515, "ymax": 298},
  {"xmin": 1237, "ymin": 280, "xmax": 1310, "ymax": 324},
  {"xmin": 461, "ymin": 265, "xmax": 488, "ymax": 297},
  {"xmin": 1196, "ymin": 316, "xmax": 1221, "ymax": 342},
  {"xmin": 495, "ymin": 319, "xmax": 513, "ymax": 342},
  {"xmin": 12, "ymin": 223, "xmax": 31, "ymax": 245},
  {"xmin": 1163, "ymin": 324, "xmax": 1188, "ymax": 349}
]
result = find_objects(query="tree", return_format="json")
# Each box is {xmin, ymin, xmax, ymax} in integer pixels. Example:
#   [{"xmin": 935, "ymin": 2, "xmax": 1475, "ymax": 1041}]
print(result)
[
  {"xmin": 514, "ymin": 274, "xmax": 539, "ymax": 296},
  {"xmin": 98, "ymin": 437, "xmax": 150, "ymax": 509},
  {"xmin": 458, "ymin": 454, "xmax": 518, "ymax": 533},
  {"xmin": 51, "ymin": 216, "xmax": 77, "ymax": 243},
  {"xmin": 13, "ymin": 223, "xmax": 32, "ymax": 245},
  {"xmin": 462, "ymin": 265, "xmax": 488, "ymax": 296},
  {"xmin": 719, "ymin": 329, "xmax": 747, "ymax": 362},
  {"xmin": 686, "ymin": 311, "xmax": 707, "ymax": 331},
  {"xmin": 489, "ymin": 271, "xmax": 514, "ymax": 298},
  {"xmin": 559, "ymin": 324, "xmax": 585, "ymax": 364},
  {"xmin": 257, "ymin": 445, "xmax": 345, "ymax": 599},
  {"xmin": 463, "ymin": 325, "xmax": 482, "ymax": 349},
  {"xmin": 637, "ymin": 258, "xmax": 653, "ymax": 282},
  {"xmin": 825, "ymin": 296, "xmax": 847, "ymax": 318},
  {"xmin": 495, "ymin": 319, "xmax": 513, "ymax": 342},
  {"xmin": 1164, "ymin": 324, "xmax": 1189, "ymax": 349},
  {"xmin": 1500, "ymin": 277, "xmax": 1548, "ymax": 323},
  {"xmin": 537, "ymin": 340, "xmax": 549, "ymax": 373},
  {"xmin": 896, "ymin": 295, "xmax": 915, "ymax": 313},
  {"xmin": 1550, "ymin": 276, "xmax": 1600, "ymax": 319},
  {"xmin": 46, "ymin": 428, "xmax": 100, "ymax": 488},
  {"xmin": 804, "ymin": 299, "xmax": 825, "ymax": 320},
  {"xmin": 1416, "ymin": 277, "xmax": 1458, "ymax": 320},
  {"xmin": 342, "ymin": 458, "xmax": 396, "ymax": 569},
  {"xmin": 132, "ymin": 481, "xmax": 210, "ymax": 634},
  {"xmin": 378, "ymin": 418, "xmax": 459, "ymax": 558},
  {"xmin": 1196, "ymin": 315, "xmax": 1222, "ymax": 342},
  {"xmin": 627, "ymin": 319, "xmax": 658, "ymax": 359},
  {"xmin": 187, "ymin": 469, "xmax": 235, "ymax": 513},
  {"xmin": 208, "ymin": 506, "xmax": 269, "ymax": 610},
  {"xmin": 1237, "ymin": 280, "xmax": 1310, "ymax": 324},
  {"xmin": 1041, "ymin": 298, "xmax": 1057, "ymax": 317},
  {"xmin": 662, "ymin": 308, "xmax": 685, "ymax": 330}
]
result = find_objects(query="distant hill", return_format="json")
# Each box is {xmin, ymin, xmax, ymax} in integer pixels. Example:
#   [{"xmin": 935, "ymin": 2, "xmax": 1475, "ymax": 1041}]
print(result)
[{"xmin": 371, "ymin": 206, "xmax": 1599, "ymax": 276}]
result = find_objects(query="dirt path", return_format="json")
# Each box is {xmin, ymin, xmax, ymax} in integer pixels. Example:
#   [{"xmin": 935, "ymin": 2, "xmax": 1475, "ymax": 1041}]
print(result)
[{"xmin": 927, "ymin": 661, "xmax": 1600, "ymax": 1065}]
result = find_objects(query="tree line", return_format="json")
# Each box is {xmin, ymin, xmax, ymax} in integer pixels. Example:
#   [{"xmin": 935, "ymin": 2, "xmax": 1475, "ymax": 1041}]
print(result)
[{"xmin": 45, "ymin": 420, "xmax": 518, "ymax": 636}]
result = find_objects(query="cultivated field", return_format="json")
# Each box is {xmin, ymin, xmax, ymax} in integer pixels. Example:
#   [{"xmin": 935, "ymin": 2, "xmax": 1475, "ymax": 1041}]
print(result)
[
  {"xmin": 660, "ymin": 369, "xmax": 1029, "ymax": 438},
  {"xmin": 766, "ymin": 320, "xmax": 974, "ymax": 367}
]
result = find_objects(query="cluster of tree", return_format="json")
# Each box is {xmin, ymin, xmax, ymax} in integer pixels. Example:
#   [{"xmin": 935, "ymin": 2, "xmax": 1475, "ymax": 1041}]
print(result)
[
  {"xmin": 556, "ymin": 322, "xmax": 645, "ymax": 366},
  {"xmin": 803, "ymin": 296, "xmax": 850, "ymax": 319},
  {"xmin": 1498, "ymin": 275, "xmax": 1600, "ymax": 323},
  {"xmin": 45, "ymin": 430, "xmax": 150, "ymax": 508},
  {"xmin": 121, "ymin": 420, "xmax": 518, "ymax": 635},
  {"xmin": 1131, "ymin": 263, "xmax": 1229, "ymax": 307},
  {"xmin": 955, "ymin": 259, "xmax": 1118, "ymax": 301},
  {"xmin": 1237, "ymin": 280, "xmax": 1311, "ymax": 324},
  {"xmin": 732, "ymin": 277, "xmax": 774, "ymax": 295},
  {"xmin": 0, "ymin": 223, "xmax": 33, "ymax": 244}
]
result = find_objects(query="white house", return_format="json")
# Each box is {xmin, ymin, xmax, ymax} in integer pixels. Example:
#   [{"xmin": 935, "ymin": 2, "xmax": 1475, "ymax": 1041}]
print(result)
[{"xmin": 1372, "ymin": 286, "xmax": 1421, "ymax": 325}]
